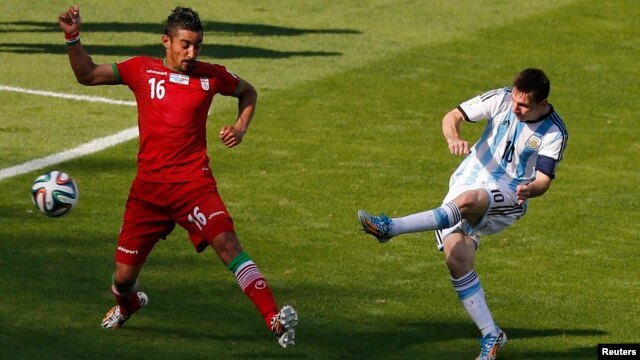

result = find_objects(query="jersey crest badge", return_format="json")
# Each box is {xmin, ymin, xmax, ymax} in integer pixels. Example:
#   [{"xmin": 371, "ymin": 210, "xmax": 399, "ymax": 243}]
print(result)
[
  {"xmin": 200, "ymin": 78, "xmax": 209, "ymax": 91},
  {"xmin": 169, "ymin": 73, "xmax": 189, "ymax": 85},
  {"xmin": 525, "ymin": 135, "xmax": 542, "ymax": 150}
]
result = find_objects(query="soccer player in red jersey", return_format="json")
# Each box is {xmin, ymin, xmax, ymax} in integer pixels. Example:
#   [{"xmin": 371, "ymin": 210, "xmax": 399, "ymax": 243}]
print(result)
[{"xmin": 58, "ymin": 5, "xmax": 297, "ymax": 347}]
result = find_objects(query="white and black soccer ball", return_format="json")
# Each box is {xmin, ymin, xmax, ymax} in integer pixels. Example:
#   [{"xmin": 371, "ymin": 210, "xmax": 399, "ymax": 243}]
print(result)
[{"xmin": 31, "ymin": 170, "xmax": 79, "ymax": 217}]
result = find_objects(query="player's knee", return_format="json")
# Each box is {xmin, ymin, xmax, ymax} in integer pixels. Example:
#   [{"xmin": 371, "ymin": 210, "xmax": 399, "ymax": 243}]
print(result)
[
  {"xmin": 455, "ymin": 190, "xmax": 484, "ymax": 208},
  {"xmin": 454, "ymin": 189, "xmax": 489, "ymax": 221}
]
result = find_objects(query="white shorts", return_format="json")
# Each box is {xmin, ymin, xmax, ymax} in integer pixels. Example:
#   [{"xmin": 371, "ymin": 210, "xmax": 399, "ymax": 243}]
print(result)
[{"xmin": 435, "ymin": 183, "xmax": 527, "ymax": 251}]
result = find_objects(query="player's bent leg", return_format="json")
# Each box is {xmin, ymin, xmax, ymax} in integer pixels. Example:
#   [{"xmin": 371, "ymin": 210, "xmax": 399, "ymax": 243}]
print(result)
[{"xmin": 359, "ymin": 201, "xmax": 466, "ymax": 241}]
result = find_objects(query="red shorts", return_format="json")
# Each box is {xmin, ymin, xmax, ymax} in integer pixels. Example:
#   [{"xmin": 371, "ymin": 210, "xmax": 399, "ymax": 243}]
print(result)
[{"xmin": 115, "ymin": 177, "xmax": 235, "ymax": 265}]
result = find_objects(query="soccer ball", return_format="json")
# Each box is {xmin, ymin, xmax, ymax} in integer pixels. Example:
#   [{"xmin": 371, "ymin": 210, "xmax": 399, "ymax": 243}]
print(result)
[{"xmin": 31, "ymin": 170, "xmax": 79, "ymax": 217}]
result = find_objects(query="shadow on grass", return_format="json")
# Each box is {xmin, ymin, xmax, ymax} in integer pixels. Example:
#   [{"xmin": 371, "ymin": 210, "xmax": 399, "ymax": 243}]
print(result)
[
  {"xmin": 505, "ymin": 326, "xmax": 607, "ymax": 339},
  {"xmin": 0, "ymin": 20, "xmax": 360, "ymax": 58},
  {"xmin": 0, "ymin": 20, "xmax": 361, "ymax": 37},
  {"xmin": 0, "ymin": 314, "xmax": 607, "ymax": 359},
  {"xmin": 0, "ymin": 43, "xmax": 340, "ymax": 59},
  {"xmin": 301, "ymin": 319, "xmax": 606, "ymax": 359},
  {"xmin": 0, "ymin": 229, "xmax": 608, "ymax": 359}
]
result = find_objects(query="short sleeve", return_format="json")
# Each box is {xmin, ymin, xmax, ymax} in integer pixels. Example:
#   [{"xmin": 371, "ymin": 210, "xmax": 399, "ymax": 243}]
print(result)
[
  {"xmin": 538, "ymin": 128, "xmax": 568, "ymax": 161},
  {"xmin": 115, "ymin": 57, "xmax": 142, "ymax": 87},
  {"xmin": 212, "ymin": 65, "xmax": 240, "ymax": 96},
  {"xmin": 458, "ymin": 88, "xmax": 510, "ymax": 123}
]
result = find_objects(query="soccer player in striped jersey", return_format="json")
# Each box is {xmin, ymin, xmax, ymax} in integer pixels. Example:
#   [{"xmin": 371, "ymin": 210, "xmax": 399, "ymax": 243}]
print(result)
[
  {"xmin": 359, "ymin": 68, "xmax": 567, "ymax": 360},
  {"xmin": 58, "ymin": 5, "xmax": 297, "ymax": 347}
]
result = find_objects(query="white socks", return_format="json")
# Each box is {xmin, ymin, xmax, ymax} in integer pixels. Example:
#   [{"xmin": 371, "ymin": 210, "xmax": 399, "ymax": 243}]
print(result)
[
  {"xmin": 389, "ymin": 202, "xmax": 462, "ymax": 236},
  {"xmin": 452, "ymin": 270, "xmax": 498, "ymax": 337}
]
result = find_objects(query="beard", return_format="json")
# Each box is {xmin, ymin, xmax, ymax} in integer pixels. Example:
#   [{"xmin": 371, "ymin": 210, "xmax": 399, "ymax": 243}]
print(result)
[{"xmin": 181, "ymin": 60, "xmax": 195, "ymax": 73}]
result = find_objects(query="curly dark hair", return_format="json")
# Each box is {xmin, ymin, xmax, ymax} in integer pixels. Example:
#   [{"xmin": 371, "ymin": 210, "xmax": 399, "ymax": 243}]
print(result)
[
  {"xmin": 513, "ymin": 68, "xmax": 550, "ymax": 103},
  {"xmin": 164, "ymin": 7, "xmax": 203, "ymax": 37}
]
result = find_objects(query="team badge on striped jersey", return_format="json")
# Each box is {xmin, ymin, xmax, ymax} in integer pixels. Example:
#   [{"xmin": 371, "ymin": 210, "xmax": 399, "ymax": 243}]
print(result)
[{"xmin": 525, "ymin": 135, "xmax": 542, "ymax": 150}]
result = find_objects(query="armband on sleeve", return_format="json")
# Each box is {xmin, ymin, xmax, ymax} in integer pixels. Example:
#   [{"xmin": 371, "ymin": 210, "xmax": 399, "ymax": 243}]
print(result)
[{"xmin": 536, "ymin": 155, "xmax": 558, "ymax": 179}]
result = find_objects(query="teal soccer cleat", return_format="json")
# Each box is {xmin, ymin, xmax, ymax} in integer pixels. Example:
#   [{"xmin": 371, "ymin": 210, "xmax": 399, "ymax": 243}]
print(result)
[
  {"xmin": 357, "ymin": 210, "xmax": 393, "ymax": 243},
  {"xmin": 476, "ymin": 328, "xmax": 507, "ymax": 360}
]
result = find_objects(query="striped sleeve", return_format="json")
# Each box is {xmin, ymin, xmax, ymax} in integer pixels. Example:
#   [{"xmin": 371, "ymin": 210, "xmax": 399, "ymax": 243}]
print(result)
[
  {"xmin": 539, "ymin": 111, "xmax": 569, "ymax": 161},
  {"xmin": 458, "ymin": 88, "xmax": 509, "ymax": 123}
]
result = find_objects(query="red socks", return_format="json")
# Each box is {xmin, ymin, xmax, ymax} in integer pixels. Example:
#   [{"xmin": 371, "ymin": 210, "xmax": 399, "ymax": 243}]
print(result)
[
  {"xmin": 228, "ymin": 252, "xmax": 279, "ymax": 328},
  {"xmin": 111, "ymin": 284, "xmax": 141, "ymax": 317}
]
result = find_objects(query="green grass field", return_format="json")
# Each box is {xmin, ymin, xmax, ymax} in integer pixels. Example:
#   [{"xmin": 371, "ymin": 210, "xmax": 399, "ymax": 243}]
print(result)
[{"xmin": 1, "ymin": 0, "xmax": 638, "ymax": 359}]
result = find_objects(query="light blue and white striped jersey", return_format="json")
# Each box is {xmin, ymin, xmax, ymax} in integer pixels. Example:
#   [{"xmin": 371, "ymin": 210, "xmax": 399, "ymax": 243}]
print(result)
[{"xmin": 453, "ymin": 87, "xmax": 568, "ymax": 192}]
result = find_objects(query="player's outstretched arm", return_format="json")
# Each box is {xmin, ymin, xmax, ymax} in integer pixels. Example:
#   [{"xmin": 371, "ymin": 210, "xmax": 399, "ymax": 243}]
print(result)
[
  {"xmin": 58, "ymin": 5, "xmax": 118, "ymax": 86},
  {"xmin": 220, "ymin": 78, "xmax": 257, "ymax": 148}
]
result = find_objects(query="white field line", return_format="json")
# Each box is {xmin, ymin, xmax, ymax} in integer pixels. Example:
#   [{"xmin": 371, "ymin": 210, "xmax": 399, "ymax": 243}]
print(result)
[
  {"xmin": 0, "ymin": 85, "xmax": 138, "ymax": 181},
  {"xmin": 0, "ymin": 85, "xmax": 136, "ymax": 106}
]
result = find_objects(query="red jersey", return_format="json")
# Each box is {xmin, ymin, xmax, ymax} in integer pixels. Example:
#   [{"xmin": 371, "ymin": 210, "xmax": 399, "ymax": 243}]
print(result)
[{"xmin": 114, "ymin": 56, "xmax": 240, "ymax": 182}]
